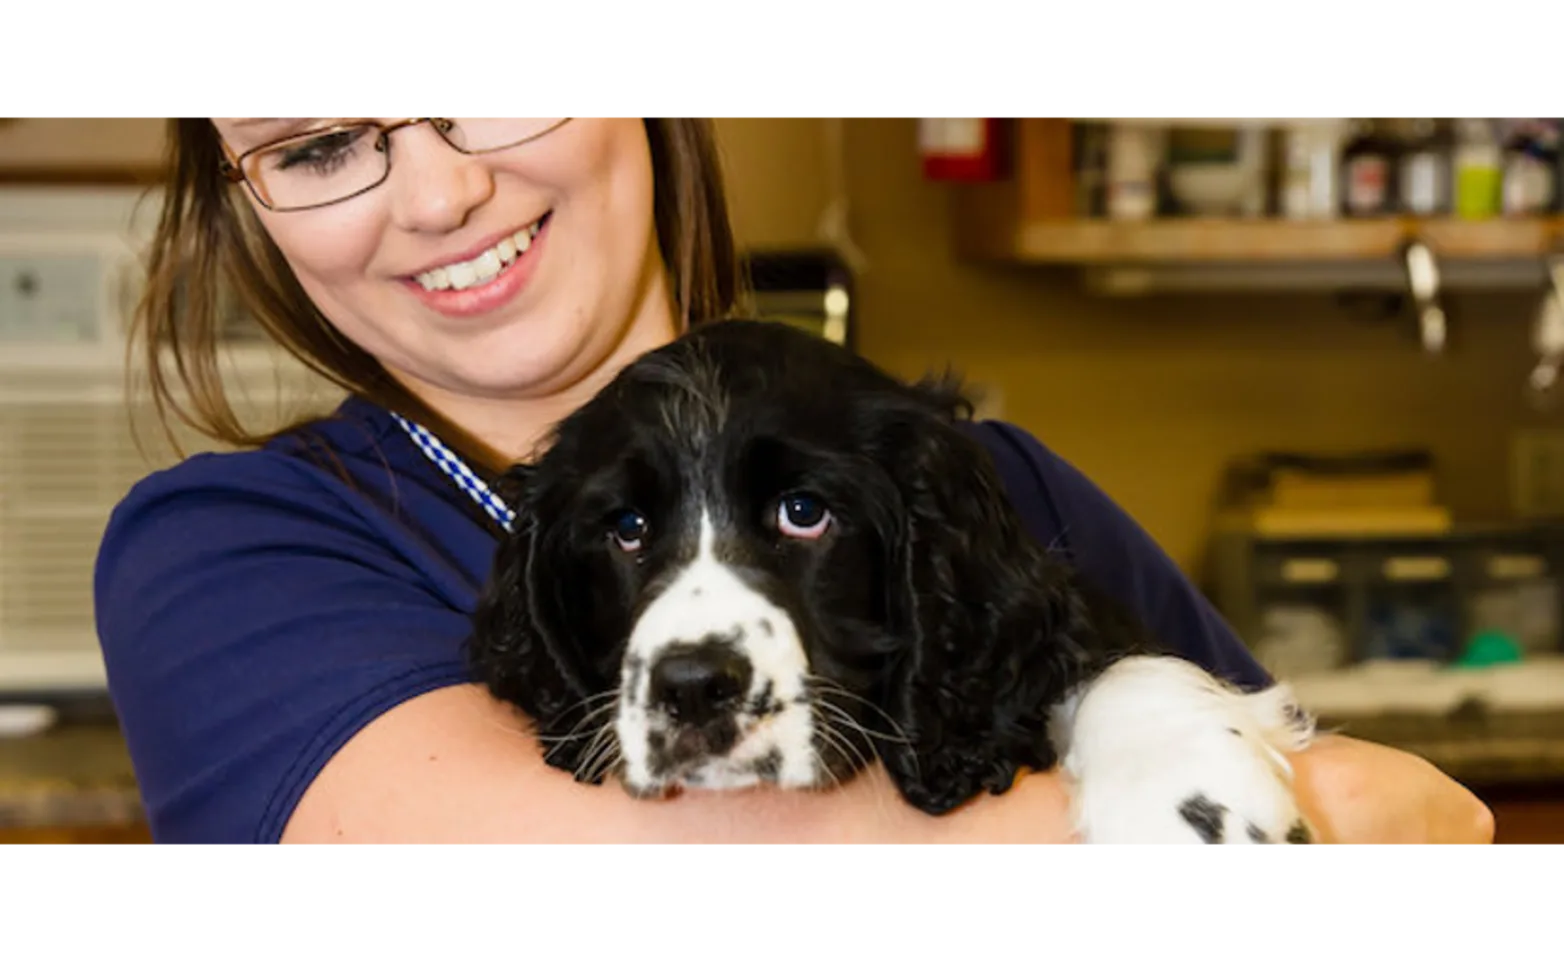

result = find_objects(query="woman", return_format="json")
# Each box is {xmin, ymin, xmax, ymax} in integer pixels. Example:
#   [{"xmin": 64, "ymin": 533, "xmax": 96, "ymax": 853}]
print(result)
[{"xmin": 94, "ymin": 118, "xmax": 1494, "ymax": 843}]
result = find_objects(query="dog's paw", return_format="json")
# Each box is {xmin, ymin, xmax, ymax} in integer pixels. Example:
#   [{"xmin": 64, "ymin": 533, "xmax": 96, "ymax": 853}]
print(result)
[
  {"xmin": 1170, "ymin": 790, "xmax": 1315, "ymax": 845},
  {"xmin": 1053, "ymin": 655, "xmax": 1317, "ymax": 844}
]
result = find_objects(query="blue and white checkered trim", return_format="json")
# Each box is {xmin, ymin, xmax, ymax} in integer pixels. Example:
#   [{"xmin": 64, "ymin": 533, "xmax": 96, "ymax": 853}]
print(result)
[{"xmin": 390, "ymin": 412, "xmax": 516, "ymax": 533}]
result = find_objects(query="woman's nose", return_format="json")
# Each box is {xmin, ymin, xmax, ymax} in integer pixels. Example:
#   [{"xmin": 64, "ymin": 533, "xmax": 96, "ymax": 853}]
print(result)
[{"xmin": 385, "ymin": 123, "xmax": 496, "ymax": 234}]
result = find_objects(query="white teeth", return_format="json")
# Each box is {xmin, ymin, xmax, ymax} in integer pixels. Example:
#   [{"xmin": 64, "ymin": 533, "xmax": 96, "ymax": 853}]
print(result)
[
  {"xmin": 446, "ymin": 261, "xmax": 477, "ymax": 290},
  {"xmin": 472, "ymin": 249, "xmax": 503, "ymax": 282},
  {"xmin": 415, "ymin": 215, "xmax": 546, "ymax": 292}
]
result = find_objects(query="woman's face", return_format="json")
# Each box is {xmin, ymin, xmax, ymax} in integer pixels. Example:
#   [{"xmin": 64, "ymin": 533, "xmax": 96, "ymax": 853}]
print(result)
[{"xmin": 210, "ymin": 118, "xmax": 677, "ymax": 414}]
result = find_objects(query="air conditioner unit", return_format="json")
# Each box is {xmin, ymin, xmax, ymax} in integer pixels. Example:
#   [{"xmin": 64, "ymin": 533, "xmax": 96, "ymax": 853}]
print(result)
[{"xmin": 0, "ymin": 186, "xmax": 339, "ymax": 695}]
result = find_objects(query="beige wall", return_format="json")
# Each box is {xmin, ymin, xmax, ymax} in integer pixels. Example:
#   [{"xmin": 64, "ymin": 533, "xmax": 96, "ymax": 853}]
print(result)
[
  {"xmin": 714, "ymin": 118, "xmax": 1548, "ymax": 581},
  {"xmin": 0, "ymin": 118, "xmax": 165, "ymax": 177}
]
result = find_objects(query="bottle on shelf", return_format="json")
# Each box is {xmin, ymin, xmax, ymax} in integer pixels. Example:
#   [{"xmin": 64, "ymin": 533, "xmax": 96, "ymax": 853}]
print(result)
[
  {"xmin": 1279, "ymin": 120, "xmax": 1344, "ymax": 220},
  {"xmin": 1453, "ymin": 119, "xmax": 1503, "ymax": 220},
  {"xmin": 1500, "ymin": 119, "xmax": 1559, "ymax": 217},
  {"xmin": 1340, "ymin": 119, "xmax": 1397, "ymax": 217},
  {"xmin": 1072, "ymin": 122, "xmax": 1110, "ymax": 218},
  {"xmin": 1105, "ymin": 124, "xmax": 1164, "ymax": 221},
  {"xmin": 1397, "ymin": 118, "xmax": 1451, "ymax": 217}
]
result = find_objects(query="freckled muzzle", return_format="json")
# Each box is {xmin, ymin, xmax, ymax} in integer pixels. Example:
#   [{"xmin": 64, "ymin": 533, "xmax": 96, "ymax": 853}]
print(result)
[{"xmin": 613, "ymin": 521, "xmax": 820, "ymax": 795}]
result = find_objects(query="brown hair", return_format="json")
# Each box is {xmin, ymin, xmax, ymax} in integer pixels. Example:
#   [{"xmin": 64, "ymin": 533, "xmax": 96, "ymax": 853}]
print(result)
[{"xmin": 130, "ymin": 118, "xmax": 742, "ymax": 476}]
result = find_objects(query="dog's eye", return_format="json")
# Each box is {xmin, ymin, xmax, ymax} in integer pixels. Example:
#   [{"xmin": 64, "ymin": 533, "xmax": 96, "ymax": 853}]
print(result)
[
  {"xmin": 608, "ymin": 509, "xmax": 648, "ymax": 552},
  {"xmin": 777, "ymin": 493, "xmax": 831, "ymax": 539}
]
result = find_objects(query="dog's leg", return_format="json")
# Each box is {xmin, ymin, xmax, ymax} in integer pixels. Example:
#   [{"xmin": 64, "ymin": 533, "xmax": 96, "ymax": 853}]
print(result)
[{"xmin": 1050, "ymin": 655, "xmax": 1318, "ymax": 844}]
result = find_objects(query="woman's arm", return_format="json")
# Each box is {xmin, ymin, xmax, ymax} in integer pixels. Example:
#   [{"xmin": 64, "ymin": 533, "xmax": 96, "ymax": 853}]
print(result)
[
  {"xmin": 282, "ymin": 684, "xmax": 1081, "ymax": 843},
  {"xmin": 285, "ymin": 684, "xmax": 1497, "ymax": 844},
  {"xmin": 1290, "ymin": 733, "xmax": 1495, "ymax": 844}
]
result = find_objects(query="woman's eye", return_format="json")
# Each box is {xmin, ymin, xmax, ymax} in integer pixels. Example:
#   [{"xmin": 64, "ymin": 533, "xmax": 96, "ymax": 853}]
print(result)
[
  {"xmin": 608, "ymin": 510, "xmax": 648, "ymax": 552},
  {"xmin": 272, "ymin": 128, "xmax": 366, "ymax": 177},
  {"xmin": 776, "ymin": 493, "xmax": 831, "ymax": 540}
]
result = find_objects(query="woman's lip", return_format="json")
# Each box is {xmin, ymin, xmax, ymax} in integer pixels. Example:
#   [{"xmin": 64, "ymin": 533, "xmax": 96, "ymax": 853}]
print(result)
[
  {"xmin": 404, "ymin": 213, "xmax": 550, "ymax": 279},
  {"xmin": 401, "ymin": 215, "xmax": 551, "ymax": 319}
]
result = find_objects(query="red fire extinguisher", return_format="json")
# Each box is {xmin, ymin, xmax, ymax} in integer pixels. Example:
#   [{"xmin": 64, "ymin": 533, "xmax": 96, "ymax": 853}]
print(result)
[{"xmin": 919, "ymin": 119, "xmax": 1008, "ymax": 182}]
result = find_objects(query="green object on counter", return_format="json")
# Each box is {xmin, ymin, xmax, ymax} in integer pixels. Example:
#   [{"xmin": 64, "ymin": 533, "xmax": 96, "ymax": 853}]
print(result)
[{"xmin": 1452, "ymin": 630, "xmax": 1524, "ymax": 668}]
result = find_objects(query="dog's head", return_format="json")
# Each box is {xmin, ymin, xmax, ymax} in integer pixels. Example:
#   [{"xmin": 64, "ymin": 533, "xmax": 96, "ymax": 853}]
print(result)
[{"xmin": 469, "ymin": 319, "xmax": 1103, "ymax": 814}]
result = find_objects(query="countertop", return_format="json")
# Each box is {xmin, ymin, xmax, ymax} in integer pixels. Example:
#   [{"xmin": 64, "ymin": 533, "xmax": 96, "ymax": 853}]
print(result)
[
  {"xmin": 1317, "ymin": 709, "xmax": 1564, "ymax": 787},
  {"xmin": 0, "ymin": 704, "xmax": 143, "ymax": 831},
  {"xmin": 1292, "ymin": 658, "xmax": 1564, "ymax": 787}
]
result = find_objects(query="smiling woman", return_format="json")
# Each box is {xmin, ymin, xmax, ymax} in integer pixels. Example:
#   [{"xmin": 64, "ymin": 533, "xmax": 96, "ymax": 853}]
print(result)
[
  {"xmin": 132, "ymin": 118, "xmax": 733, "ymax": 471},
  {"xmin": 92, "ymin": 117, "xmax": 1494, "ymax": 844}
]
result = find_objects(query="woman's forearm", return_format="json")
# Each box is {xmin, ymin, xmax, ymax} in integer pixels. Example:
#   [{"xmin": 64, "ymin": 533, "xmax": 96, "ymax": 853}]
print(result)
[
  {"xmin": 1288, "ymin": 733, "xmax": 1495, "ymax": 844},
  {"xmin": 283, "ymin": 684, "xmax": 1084, "ymax": 844}
]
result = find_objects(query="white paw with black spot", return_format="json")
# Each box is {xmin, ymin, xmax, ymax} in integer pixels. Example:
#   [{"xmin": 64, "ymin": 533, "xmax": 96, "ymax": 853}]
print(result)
[{"xmin": 1054, "ymin": 655, "xmax": 1318, "ymax": 844}]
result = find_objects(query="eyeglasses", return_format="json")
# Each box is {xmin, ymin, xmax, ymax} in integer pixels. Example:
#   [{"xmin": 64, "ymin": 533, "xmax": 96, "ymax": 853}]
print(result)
[{"xmin": 219, "ymin": 118, "xmax": 571, "ymax": 212}]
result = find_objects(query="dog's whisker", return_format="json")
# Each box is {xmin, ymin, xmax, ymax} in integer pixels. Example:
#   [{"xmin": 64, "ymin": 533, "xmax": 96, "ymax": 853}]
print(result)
[
  {"xmin": 551, "ymin": 688, "xmax": 621, "ymax": 719},
  {"xmin": 805, "ymin": 682, "xmax": 918, "ymax": 794},
  {"xmin": 582, "ymin": 739, "xmax": 623, "ymax": 785},
  {"xmin": 541, "ymin": 697, "xmax": 619, "ymax": 741},
  {"xmin": 804, "ymin": 674, "xmax": 914, "ymax": 745},
  {"xmin": 578, "ymin": 742, "xmax": 608, "ymax": 783},
  {"xmin": 813, "ymin": 706, "xmax": 888, "ymax": 791},
  {"xmin": 813, "ymin": 697, "xmax": 909, "ymax": 748},
  {"xmin": 542, "ymin": 710, "xmax": 618, "ymax": 768},
  {"xmin": 811, "ymin": 703, "xmax": 874, "ymax": 777},
  {"xmin": 811, "ymin": 707, "xmax": 900, "ymax": 832},
  {"xmin": 809, "ymin": 687, "xmax": 922, "ymax": 784},
  {"xmin": 809, "ymin": 708, "xmax": 849, "ymax": 793},
  {"xmin": 815, "ymin": 705, "xmax": 911, "ymax": 826},
  {"xmin": 535, "ymin": 699, "xmax": 621, "ymax": 745},
  {"xmin": 534, "ymin": 690, "xmax": 619, "ymax": 742},
  {"xmin": 573, "ymin": 720, "xmax": 622, "ymax": 781},
  {"xmin": 536, "ymin": 690, "xmax": 624, "ymax": 768}
]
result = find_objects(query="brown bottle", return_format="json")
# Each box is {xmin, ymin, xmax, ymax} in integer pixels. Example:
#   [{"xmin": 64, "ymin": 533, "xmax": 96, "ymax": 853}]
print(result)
[{"xmin": 1341, "ymin": 119, "xmax": 1397, "ymax": 217}]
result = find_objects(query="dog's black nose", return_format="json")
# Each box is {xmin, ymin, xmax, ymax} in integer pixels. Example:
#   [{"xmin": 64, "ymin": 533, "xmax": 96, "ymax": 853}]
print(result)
[{"xmin": 649, "ymin": 642, "xmax": 752, "ymax": 725}]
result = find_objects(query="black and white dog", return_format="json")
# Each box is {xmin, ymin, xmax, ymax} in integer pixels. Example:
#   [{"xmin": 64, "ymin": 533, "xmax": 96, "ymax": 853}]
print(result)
[{"xmin": 469, "ymin": 319, "xmax": 1316, "ymax": 843}]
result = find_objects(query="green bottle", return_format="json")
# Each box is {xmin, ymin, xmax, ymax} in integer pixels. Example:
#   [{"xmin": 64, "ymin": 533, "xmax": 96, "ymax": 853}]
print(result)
[{"xmin": 1454, "ymin": 118, "xmax": 1501, "ymax": 220}]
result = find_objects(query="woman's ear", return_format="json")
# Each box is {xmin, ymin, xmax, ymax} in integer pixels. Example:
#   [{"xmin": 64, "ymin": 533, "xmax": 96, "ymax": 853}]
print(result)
[{"xmin": 871, "ymin": 413, "xmax": 1104, "ymax": 816}]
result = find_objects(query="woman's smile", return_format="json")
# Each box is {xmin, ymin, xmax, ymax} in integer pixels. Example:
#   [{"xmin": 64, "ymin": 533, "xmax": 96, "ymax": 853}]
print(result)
[{"xmin": 400, "ymin": 212, "xmax": 553, "ymax": 319}]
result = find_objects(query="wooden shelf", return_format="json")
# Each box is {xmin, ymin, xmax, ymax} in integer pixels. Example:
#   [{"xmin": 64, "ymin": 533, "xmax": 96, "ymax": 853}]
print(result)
[
  {"xmin": 948, "ymin": 120, "xmax": 1564, "ymax": 274},
  {"xmin": 957, "ymin": 214, "xmax": 1564, "ymax": 266}
]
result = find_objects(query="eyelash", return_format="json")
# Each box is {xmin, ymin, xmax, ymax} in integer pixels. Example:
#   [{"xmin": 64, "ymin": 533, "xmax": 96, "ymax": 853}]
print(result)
[{"xmin": 273, "ymin": 130, "xmax": 365, "ymax": 176}]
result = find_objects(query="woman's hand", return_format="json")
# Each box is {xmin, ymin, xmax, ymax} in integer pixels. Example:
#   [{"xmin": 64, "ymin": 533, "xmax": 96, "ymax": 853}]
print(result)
[{"xmin": 1289, "ymin": 733, "xmax": 1495, "ymax": 844}]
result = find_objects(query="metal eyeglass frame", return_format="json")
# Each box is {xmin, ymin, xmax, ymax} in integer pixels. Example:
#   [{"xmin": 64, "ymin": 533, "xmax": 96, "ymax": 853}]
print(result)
[{"xmin": 218, "ymin": 117, "xmax": 572, "ymax": 212}]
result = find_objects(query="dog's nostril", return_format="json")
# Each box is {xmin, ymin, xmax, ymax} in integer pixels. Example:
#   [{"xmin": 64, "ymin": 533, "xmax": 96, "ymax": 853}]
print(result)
[{"xmin": 649, "ymin": 643, "xmax": 752, "ymax": 724}]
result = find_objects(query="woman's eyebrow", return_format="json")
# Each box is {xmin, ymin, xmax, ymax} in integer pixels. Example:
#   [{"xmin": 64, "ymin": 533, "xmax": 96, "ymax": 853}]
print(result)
[
  {"xmin": 223, "ymin": 114, "xmax": 330, "ymax": 132},
  {"xmin": 229, "ymin": 114, "xmax": 292, "ymax": 126}
]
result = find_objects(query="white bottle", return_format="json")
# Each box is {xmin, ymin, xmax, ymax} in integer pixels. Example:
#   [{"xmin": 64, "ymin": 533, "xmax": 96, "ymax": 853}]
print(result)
[
  {"xmin": 1281, "ymin": 120, "xmax": 1343, "ymax": 220},
  {"xmin": 1399, "ymin": 118, "xmax": 1449, "ymax": 216},
  {"xmin": 1106, "ymin": 125, "xmax": 1162, "ymax": 221}
]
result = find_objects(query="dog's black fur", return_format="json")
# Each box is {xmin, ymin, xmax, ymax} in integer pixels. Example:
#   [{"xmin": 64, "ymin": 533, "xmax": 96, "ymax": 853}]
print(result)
[{"xmin": 468, "ymin": 318, "xmax": 1154, "ymax": 815}]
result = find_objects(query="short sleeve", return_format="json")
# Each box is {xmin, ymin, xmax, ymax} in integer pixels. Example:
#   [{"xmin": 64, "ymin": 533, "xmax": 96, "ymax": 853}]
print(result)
[
  {"xmin": 93, "ymin": 450, "xmax": 476, "ymax": 843},
  {"xmin": 970, "ymin": 420, "xmax": 1273, "ymax": 692}
]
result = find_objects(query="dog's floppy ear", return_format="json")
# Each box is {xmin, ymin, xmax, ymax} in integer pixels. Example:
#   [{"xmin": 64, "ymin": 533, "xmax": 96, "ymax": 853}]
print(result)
[
  {"xmin": 870, "ymin": 402, "xmax": 1104, "ymax": 816},
  {"xmin": 467, "ymin": 463, "xmax": 603, "ymax": 780}
]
